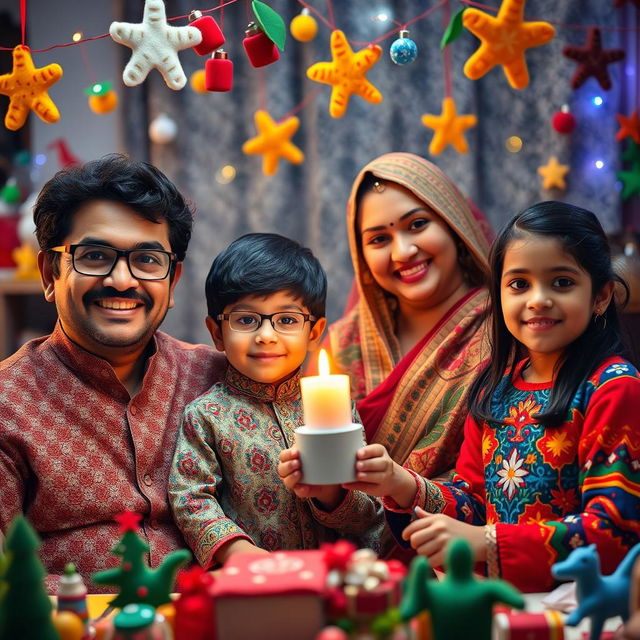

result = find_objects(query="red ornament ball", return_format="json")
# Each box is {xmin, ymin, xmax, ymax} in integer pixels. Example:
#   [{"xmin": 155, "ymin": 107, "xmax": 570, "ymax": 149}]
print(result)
[{"xmin": 552, "ymin": 111, "xmax": 576, "ymax": 134}]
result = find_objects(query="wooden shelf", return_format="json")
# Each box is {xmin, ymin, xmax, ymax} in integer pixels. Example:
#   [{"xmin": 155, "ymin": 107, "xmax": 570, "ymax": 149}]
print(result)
[{"xmin": 0, "ymin": 276, "xmax": 57, "ymax": 360}]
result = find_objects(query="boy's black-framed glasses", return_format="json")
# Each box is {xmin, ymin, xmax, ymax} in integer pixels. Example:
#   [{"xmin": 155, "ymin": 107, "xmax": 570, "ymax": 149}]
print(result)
[
  {"xmin": 49, "ymin": 244, "xmax": 176, "ymax": 281},
  {"xmin": 217, "ymin": 311, "xmax": 317, "ymax": 335}
]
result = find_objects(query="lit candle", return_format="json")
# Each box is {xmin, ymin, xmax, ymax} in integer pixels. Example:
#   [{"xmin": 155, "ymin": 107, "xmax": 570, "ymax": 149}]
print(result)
[{"xmin": 300, "ymin": 350, "xmax": 352, "ymax": 429}]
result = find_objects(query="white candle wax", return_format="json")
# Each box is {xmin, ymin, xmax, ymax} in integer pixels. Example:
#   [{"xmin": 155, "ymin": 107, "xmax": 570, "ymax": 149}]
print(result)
[{"xmin": 300, "ymin": 350, "xmax": 352, "ymax": 429}]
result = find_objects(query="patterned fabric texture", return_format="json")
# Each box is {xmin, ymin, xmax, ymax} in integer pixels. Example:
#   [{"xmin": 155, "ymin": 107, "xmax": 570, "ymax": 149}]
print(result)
[
  {"xmin": 168, "ymin": 364, "xmax": 384, "ymax": 567},
  {"xmin": 0, "ymin": 323, "xmax": 227, "ymax": 592},
  {"xmin": 120, "ymin": 1, "xmax": 625, "ymax": 344},
  {"xmin": 385, "ymin": 357, "xmax": 640, "ymax": 593}
]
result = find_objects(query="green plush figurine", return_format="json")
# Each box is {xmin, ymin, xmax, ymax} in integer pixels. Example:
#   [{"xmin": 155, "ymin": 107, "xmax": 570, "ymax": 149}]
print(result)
[
  {"xmin": 93, "ymin": 511, "xmax": 190, "ymax": 609},
  {"xmin": 400, "ymin": 537, "xmax": 525, "ymax": 640},
  {"xmin": 0, "ymin": 515, "xmax": 60, "ymax": 640}
]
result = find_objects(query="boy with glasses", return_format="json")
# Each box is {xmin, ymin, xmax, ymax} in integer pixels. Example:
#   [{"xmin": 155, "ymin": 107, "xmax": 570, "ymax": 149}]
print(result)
[
  {"xmin": 168, "ymin": 233, "xmax": 383, "ymax": 566},
  {"xmin": 0, "ymin": 155, "xmax": 226, "ymax": 590}
]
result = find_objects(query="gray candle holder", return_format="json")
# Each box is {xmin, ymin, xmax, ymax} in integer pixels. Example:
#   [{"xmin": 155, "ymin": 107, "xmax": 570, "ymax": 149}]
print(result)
[{"xmin": 294, "ymin": 423, "xmax": 363, "ymax": 485}]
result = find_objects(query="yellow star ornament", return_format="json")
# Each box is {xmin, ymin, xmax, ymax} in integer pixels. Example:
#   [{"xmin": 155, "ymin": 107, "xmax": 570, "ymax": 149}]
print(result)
[
  {"xmin": 538, "ymin": 156, "xmax": 569, "ymax": 190},
  {"xmin": 307, "ymin": 30, "xmax": 382, "ymax": 119},
  {"xmin": 421, "ymin": 97, "xmax": 477, "ymax": 155},
  {"xmin": 242, "ymin": 110, "xmax": 304, "ymax": 176},
  {"xmin": 463, "ymin": 0, "xmax": 555, "ymax": 90},
  {"xmin": 0, "ymin": 45, "xmax": 63, "ymax": 131}
]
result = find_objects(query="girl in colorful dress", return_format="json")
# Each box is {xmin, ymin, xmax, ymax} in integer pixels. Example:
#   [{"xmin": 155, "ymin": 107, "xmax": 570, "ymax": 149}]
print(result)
[{"xmin": 349, "ymin": 201, "xmax": 640, "ymax": 592}]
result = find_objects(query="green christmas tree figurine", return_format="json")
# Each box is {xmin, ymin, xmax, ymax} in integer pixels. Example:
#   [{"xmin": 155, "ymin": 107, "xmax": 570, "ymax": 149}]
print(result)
[
  {"xmin": 0, "ymin": 515, "xmax": 60, "ymax": 640},
  {"xmin": 93, "ymin": 511, "xmax": 190, "ymax": 609},
  {"xmin": 400, "ymin": 537, "xmax": 525, "ymax": 640}
]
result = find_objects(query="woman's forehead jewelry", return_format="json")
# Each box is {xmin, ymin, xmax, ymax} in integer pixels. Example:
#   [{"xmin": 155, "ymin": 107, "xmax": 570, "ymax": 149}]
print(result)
[{"xmin": 372, "ymin": 180, "xmax": 385, "ymax": 193}]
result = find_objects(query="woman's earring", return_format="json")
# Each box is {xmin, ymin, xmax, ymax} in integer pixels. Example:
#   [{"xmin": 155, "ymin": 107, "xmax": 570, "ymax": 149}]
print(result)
[
  {"xmin": 372, "ymin": 181, "xmax": 385, "ymax": 193},
  {"xmin": 593, "ymin": 313, "xmax": 607, "ymax": 330}
]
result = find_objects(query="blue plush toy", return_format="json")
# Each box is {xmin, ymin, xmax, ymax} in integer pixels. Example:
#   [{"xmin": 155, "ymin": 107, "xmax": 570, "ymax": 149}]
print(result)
[{"xmin": 552, "ymin": 543, "xmax": 640, "ymax": 640}]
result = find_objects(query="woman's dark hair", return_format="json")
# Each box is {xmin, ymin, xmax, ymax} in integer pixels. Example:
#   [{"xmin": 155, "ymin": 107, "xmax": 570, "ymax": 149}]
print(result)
[
  {"xmin": 206, "ymin": 233, "xmax": 327, "ymax": 321},
  {"xmin": 469, "ymin": 201, "xmax": 629, "ymax": 427},
  {"xmin": 355, "ymin": 173, "xmax": 486, "ymax": 288},
  {"xmin": 33, "ymin": 154, "xmax": 194, "ymax": 278}
]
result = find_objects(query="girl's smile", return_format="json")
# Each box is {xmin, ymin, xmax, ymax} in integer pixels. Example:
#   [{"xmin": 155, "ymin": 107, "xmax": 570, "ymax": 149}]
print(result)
[{"xmin": 522, "ymin": 316, "xmax": 561, "ymax": 330}]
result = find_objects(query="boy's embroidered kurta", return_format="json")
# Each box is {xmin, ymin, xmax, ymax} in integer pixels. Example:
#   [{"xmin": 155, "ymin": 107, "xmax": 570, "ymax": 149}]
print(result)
[
  {"xmin": 385, "ymin": 357, "xmax": 640, "ymax": 592},
  {"xmin": 169, "ymin": 366, "xmax": 383, "ymax": 567}
]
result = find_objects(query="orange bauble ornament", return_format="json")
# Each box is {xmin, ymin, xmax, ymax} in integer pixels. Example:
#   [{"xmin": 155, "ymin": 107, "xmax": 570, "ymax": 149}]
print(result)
[
  {"xmin": 290, "ymin": 9, "xmax": 317, "ymax": 42},
  {"xmin": 189, "ymin": 68, "xmax": 207, "ymax": 93},
  {"xmin": 86, "ymin": 82, "xmax": 118, "ymax": 114},
  {"xmin": 52, "ymin": 611, "xmax": 84, "ymax": 640}
]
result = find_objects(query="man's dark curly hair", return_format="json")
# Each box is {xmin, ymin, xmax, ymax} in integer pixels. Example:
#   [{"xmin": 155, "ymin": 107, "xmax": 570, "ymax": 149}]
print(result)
[{"xmin": 34, "ymin": 154, "xmax": 194, "ymax": 278}]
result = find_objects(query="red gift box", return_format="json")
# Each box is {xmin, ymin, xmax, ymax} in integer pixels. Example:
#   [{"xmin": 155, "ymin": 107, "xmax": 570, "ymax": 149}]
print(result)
[
  {"xmin": 343, "ymin": 560, "xmax": 406, "ymax": 620},
  {"xmin": 494, "ymin": 610, "xmax": 565, "ymax": 640},
  {"xmin": 212, "ymin": 551, "xmax": 328, "ymax": 640}
]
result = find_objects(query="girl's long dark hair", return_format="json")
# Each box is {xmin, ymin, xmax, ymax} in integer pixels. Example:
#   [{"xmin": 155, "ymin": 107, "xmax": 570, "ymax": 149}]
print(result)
[{"xmin": 469, "ymin": 201, "xmax": 629, "ymax": 427}]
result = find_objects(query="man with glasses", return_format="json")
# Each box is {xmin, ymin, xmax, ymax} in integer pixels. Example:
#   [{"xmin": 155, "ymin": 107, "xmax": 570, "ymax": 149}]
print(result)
[
  {"xmin": 0, "ymin": 155, "xmax": 225, "ymax": 589},
  {"xmin": 168, "ymin": 233, "xmax": 383, "ymax": 568}
]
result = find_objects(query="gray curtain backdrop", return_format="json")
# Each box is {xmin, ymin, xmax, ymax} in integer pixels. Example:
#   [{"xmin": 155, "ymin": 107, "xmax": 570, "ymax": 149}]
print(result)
[{"xmin": 120, "ymin": 1, "xmax": 627, "ymax": 345}]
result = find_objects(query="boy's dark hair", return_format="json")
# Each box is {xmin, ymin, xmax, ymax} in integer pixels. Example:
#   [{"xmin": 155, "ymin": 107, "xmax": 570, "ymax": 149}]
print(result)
[
  {"xmin": 470, "ymin": 201, "xmax": 629, "ymax": 428},
  {"xmin": 33, "ymin": 153, "xmax": 194, "ymax": 278},
  {"xmin": 206, "ymin": 233, "xmax": 327, "ymax": 321}
]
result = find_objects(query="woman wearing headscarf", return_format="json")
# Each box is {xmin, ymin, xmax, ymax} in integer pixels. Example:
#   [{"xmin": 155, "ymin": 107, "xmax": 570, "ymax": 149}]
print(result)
[{"xmin": 328, "ymin": 152, "xmax": 491, "ymax": 479}]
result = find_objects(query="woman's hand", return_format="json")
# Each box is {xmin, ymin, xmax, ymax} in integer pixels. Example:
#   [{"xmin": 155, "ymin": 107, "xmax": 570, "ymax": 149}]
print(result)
[
  {"xmin": 278, "ymin": 447, "xmax": 345, "ymax": 510},
  {"xmin": 402, "ymin": 507, "xmax": 486, "ymax": 567},
  {"xmin": 342, "ymin": 444, "xmax": 417, "ymax": 508}
]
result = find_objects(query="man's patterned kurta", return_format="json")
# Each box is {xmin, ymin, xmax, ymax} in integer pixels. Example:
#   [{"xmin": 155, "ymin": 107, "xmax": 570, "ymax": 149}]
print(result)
[
  {"xmin": 385, "ymin": 357, "xmax": 640, "ymax": 592},
  {"xmin": 0, "ymin": 323, "xmax": 227, "ymax": 591},
  {"xmin": 169, "ymin": 366, "xmax": 384, "ymax": 567}
]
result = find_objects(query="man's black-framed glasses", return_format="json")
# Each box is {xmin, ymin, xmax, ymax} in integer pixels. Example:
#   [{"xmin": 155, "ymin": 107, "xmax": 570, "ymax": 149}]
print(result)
[
  {"xmin": 217, "ymin": 311, "xmax": 317, "ymax": 335},
  {"xmin": 49, "ymin": 244, "xmax": 176, "ymax": 281}
]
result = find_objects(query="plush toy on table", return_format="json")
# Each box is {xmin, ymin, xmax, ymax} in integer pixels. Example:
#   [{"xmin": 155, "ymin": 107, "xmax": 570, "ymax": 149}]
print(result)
[
  {"xmin": 92, "ymin": 511, "xmax": 191, "ymax": 609},
  {"xmin": 0, "ymin": 515, "xmax": 60, "ymax": 640},
  {"xmin": 552, "ymin": 542, "xmax": 640, "ymax": 640},
  {"xmin": 400, "ymin": 537, "xmax": 525, "ymax": 640}
]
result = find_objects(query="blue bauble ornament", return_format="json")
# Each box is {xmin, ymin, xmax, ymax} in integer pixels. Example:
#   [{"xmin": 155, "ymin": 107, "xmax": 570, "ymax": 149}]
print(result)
[{"xmin": 390, "ymin": 29, "xmax": 418, "ymax": 65}]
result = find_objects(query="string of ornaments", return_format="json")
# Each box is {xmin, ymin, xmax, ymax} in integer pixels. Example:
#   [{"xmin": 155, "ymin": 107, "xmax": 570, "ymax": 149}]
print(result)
[{"xmin": 0, "ymin": 0, "xmax": 638, "ymax": 195}]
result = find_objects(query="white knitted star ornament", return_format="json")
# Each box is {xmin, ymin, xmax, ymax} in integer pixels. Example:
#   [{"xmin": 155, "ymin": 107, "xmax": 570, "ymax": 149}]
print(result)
[{"xmin": 110, "ymin": 0, "xmax": 202, "ymax": 90}]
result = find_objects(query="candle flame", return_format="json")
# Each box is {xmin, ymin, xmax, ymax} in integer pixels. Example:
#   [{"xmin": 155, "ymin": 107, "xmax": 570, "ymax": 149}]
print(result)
[{"xmin": 318, "ymin": 349, "xmax": 330, "ymax": 376}]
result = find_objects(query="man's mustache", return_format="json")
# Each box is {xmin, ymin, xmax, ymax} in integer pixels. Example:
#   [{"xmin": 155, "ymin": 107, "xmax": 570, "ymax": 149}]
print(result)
[{"xmin": 83, "ymin": 288, "xmax": 152, "ymax": 309}]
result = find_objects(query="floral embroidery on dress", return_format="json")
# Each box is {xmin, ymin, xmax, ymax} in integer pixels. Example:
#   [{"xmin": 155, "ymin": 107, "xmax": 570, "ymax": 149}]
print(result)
[
  {"xmin": 538, "ymin": 419, "xmax": 579, "ymax": 467},
  {"xmin": 234, "ymin": 408, "xmax": 258, "ymax": 431},
  {"xmin": 254, "ymin": 487, "xmax": 279, "ymax": 514},
  {"xmin": 496, "ymin": 448, "xmax": 529, "ymax": 499},
  {"xmin": 482, "ymin": 431, "xmax": 499, "ymax": 466},
  {"xmin": 606, "ymin": 364, "xmax": 630, "ymax": 375},
  {"xmin": 246, "ymin": 445, "xmax": 271, "ymax": 474},
  {"xmin": 504, "ymin": 395, "xmax": 542, "ymax": 442}
]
